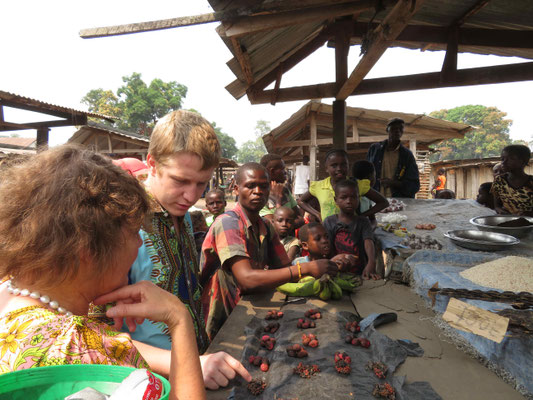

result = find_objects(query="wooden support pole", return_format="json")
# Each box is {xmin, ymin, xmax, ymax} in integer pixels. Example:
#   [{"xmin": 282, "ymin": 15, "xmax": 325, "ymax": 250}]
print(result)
[
  {"xmin": 336, "ymin": 0, "xmax": 426, "ymax": 101},
  {"xmin": 441, "ymin": 26, "xmax": 459, "ymax": 82},
  {"xmin": 409, "ymin": 139, "xmax": 417, "ymax": 154},
  {"xmin": 333, "ymin": 24, "xmax": 349, "ymax": 151},
  {"xmin": 36, "ymin": 127, "xmax": 50, "ymax": 152},
  {"xmin": 332, "ymin": 100, "xmax": 347, "ymax": 150},
  {"xmin": 310, "ymin": 112, "xmax": 318, "ymax": 181}
]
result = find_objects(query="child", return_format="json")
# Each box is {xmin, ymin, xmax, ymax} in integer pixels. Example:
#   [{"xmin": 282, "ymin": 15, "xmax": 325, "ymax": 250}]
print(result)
[
  {"xmin": 476, "ymin": 182, "xmax": 495, "ymax": 209},
  {"xmin": 323, "ymin": 179, "xmax": 380, "ymax": 280},
  {"xmin": 272, "ymin": 207, "xmax": 301, "ymax": 261},
  {"xmin": 435, "ymin": 189, "xmax": 455, "ymax": 199},
  {"xmin": 298, "ymin": 149, "xmax": 388, "ymax": 221},
  {"xmin": 293, "ymin": 222, "xmax": 332, "ymax": 264},
  {"xmin": 491, "ymin": 144, "xmax": 533, "ymax": 216},
  {"xmin": 189, "ymin": 210, "xmax": 209, "ymax": 256},
  {"xmin": 351, "ymin": 160, "xmax": 388, "ymax": 229},
  {"xmin": 431, "ymin": 168, "xmax": 446, "ymax": 198},
  {"xmin": 204, "ymin": 188, "xmax": 227, "ymax": 227}
]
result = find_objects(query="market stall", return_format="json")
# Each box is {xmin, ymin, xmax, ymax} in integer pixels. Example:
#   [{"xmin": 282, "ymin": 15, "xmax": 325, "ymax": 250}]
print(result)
[{"xmin": 205, "ymin": 199, "xmax": 532, "ymax": 399}]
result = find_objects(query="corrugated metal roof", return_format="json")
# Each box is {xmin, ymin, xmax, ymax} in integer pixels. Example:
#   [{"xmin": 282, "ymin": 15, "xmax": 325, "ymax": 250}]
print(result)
[
  {"xmin": 69, "ymin": 122, "xmax": 150, "ymax": 145},
  {"xmin": 207, "ymin": 0, "xmax": 533, "ymax": 100},
  {"xmin": 0, "ymin": 137, "xmax": 36, "ymax": 148},
  {"xmin": 0, "ymin": 90, "xmax": 115, "ymax": 122}
]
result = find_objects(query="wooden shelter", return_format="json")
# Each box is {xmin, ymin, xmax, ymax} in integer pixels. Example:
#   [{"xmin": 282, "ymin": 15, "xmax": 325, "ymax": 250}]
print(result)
[
  {"xmin": 263, "ymin": 100, "xmax": 471, "ymax": 198},
  {"xmin": 69, "ymin": 122, "xmax": 150, "ymax": 159},
  {"xmin": 0, "ymin": 90, "xmax": 114, "ymax": 150},
  {"xmin": 431, "ymin": 156, "xmax": 533, "ymax": 199},
  {"xmin": 80, "ymin": 0, "xmax": 533, "ymax": 150}
]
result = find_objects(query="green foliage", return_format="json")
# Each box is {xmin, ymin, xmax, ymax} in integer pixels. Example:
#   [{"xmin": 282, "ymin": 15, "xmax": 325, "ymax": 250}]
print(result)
[
  {"xmin": 429, "ymin": 105, "xmax": 516, "ymax": 161},
  {"xmin": 82, "ymin": 73, "xmax": 187, "ymax": 135},
  {"xmin": 236, "ymin": 120, "xmax": 269, "ymax": 163},
  {"xmin": 212, "ymin": 121, "xmax": 238, "ymax": 160}
]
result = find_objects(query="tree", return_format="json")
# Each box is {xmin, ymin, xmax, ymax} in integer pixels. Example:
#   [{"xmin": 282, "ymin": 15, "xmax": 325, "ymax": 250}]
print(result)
[
  {"xmin": 236, "ymin": 120, "xmax": 269, "ymax": 163},
  {"xmin": 212, "ymin": 122, "xmax": 238, "ymax": 160},
  {"xmin": 81, "ymin": 73, "xmax": 187, "ymax": 135},
  {"xmin": 429, "ymin": 105, "xmax": 516, "ymax": 161}
]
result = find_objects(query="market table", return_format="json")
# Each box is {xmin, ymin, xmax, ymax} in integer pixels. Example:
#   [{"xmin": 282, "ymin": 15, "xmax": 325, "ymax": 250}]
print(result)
[
  {"xmin": 205, "ymin": 283, "xmax": 524, "ymax": 399},
  {"xmin": 374, "ymin": 198, "xmax": 533, "ymax": 279}
]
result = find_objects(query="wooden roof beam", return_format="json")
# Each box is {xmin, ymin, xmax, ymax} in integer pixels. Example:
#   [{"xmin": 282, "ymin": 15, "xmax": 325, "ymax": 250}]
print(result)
[
  {"xmin": 230, "ymin": 38, "xmax": 254, "ymax": 86},
  {"xmin": 0, "ymin": 118, "xmax": 83, "ymax": 132},
  {"xmin": 250, "ymin": 61, "xmax": 533, "ymax": 103},
  {"xmin": 336, "ymin": 0, "xmax": 426, "ymax": 101},
  {"xmin": 80, "ymin": 0, "xmax": 367, "ymax": 38},
  {"xmin": 0, "ymin": 100, "xmax": 90, "ymax": 123},
  {"xmin": 338, "ymin": 24, "xmax": 533, "ymax": 49}
]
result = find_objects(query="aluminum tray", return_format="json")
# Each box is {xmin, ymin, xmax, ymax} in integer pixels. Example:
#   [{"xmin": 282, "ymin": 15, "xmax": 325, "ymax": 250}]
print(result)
[
  {"xmin": 470, "ymin": 215, "xmax": 533, "ymax": 238},
  {"xmin": 444, "ymin": 229, "xmax": 520, "ymax": 251}
]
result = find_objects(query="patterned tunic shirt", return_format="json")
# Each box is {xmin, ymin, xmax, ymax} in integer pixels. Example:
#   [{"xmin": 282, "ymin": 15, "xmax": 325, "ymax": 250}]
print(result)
[
  {"xmin": 128, "ymin": 196, "xmax": 209, "ymax": 353},
  {"xmin": 491, "ymin": 174, "xmax": 533, "ymax": 215},
  {"xmin": 0, "ymin": 305, "xmax": 146, "ymax": 375},
  {"xmin": 199, "ymin": 203, "xmax": 290, "ymax": 339}
]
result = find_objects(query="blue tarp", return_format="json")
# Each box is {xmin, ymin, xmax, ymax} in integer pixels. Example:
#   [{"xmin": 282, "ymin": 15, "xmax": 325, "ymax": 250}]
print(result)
[{"xmin": 404, "ymin": 250, "xmax": 533, "ymax": 396}]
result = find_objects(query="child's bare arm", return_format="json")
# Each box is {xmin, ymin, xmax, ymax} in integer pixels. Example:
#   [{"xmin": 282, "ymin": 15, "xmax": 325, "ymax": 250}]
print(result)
[
  {"xmin": 287, "ymin": 245, "xmax": 300, "ymax": 261},
  {"xmin": 362, "ymin": 239, "xmax": 380, "ymax": 280},
  {"xmin": 360, "ymin": 188, "xmax": 389, "ymax": 217},
  {"xmin": 297, "ymin": 191, "xmax": 321, "ymax": 221}
]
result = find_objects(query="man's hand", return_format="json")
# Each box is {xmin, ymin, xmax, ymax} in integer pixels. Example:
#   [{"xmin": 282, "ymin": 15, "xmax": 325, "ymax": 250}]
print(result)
[
  {"xmin": 270, "ymin": 182, "xmax": 285, "ymax": 204},
  {"xmin": 362, "ymin": 263, "xmax": 381, "ymax": 280},
  {"xmin": 304, "ymin": 259, "xmax": 338, "ymax": 278},
  {"xmin": 200, "ymin": 352, "xmax": 252, "ymax": 390},
  {"xmin": 331, "ymin": 254, "xmax": 358, "ymax": 271}
]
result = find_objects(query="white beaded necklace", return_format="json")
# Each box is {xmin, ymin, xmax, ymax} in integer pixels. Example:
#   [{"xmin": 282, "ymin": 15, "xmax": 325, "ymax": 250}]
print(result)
[{"xmin": 6, "ymin": 280, "xmax": 73, "ymax": 317}]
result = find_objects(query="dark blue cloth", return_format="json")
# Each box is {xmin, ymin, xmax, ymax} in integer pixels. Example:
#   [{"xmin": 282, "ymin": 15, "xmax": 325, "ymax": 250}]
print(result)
[{"xmin": 366, "ymin": 140, "xmax": 420, "ymax": 198}]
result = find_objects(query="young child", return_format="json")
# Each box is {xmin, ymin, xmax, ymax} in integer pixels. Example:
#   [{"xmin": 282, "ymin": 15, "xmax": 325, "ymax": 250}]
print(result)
[
  {"xmin": 323, "ymin": 179, "xmax": 380, "ymax": 280},
  {"xmin": 293, "ymin": 222, "xmax": 332, "ymax": 264},
  {"xmin": 272, "ymin": 207, "xmax": 301, "ymax": 261},
  {"xmin": 204, "ymin": 188, "xmax": 227, "ymax": 227},
  {"xmin": 298, "ymin": 150, "xmax": 387, "ymax": 222},
  {"xmin": 491, "ymin": 144, "xmax": 533, "ymax": 216},
  {"xmin": 351, "ymin": 160, "xmax": 388, "ymax": 229},
  {"xmin": 435, "ymin": 189, "xmax": 455, "ymax": 199},
  {"xmin": 476, "ymin": 182, "xmax": 495, "ymax": 209},
  {"xmin": 189, "ymin": 210, "xmax": 209, "ymax": 257},
  {"xmin": 431, "ymin": 168, "xmax": 446, "ymax": 198}
]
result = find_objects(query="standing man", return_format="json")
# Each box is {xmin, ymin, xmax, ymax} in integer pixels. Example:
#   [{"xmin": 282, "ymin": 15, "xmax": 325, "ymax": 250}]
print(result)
[
  {"xmin": 127, "ymin": 110, "xmax": 251, "ymax": 390},
  {"xmin": 259, "ymin": 153, "xmax": 304, "ymax": 228},
  {"xmin": 366, "ymin": 118, "xmax": 420, "ymax": 198},
  {"xmin": 200, "ymin": 162, "xmax": 339, "ymax": 339},
  {"xmin": 294, "ymin": 155, "xmax": 310, "ymax": 198}
]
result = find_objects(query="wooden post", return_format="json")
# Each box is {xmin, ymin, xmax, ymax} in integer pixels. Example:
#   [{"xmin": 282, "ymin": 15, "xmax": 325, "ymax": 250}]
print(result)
[
  {"xmin": 409, "ymin": 139, "xmax": 417, "ymax": 154},
  {"xmin": 333, "ymin": 25, "xmax": 349, "ymax": 151},
  {"xmin": 352, "ymin": 121, "xmax": 359, "ymax": 143},
  {"xmin": 36, "ymin": 127, "xmax": 50, "ymax": 152},
  {"xmin": 310, "ymin": 112, "xmax": 318, "ymax": 181},
  {"xmin": 332, "ymin": 100, "xmax": 347, "ymax": 150}
]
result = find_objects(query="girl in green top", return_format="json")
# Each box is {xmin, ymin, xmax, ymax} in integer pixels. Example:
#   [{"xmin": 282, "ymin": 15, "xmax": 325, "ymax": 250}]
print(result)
[{"xmin": 297, "ymin": 149, "xmax": 389, "ymax": 222}]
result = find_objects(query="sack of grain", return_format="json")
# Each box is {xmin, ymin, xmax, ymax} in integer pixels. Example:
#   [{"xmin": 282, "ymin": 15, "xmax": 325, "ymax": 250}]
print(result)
[{"xmin": 459, "ymin": 256, "xmax": 533, "ymax": 293}]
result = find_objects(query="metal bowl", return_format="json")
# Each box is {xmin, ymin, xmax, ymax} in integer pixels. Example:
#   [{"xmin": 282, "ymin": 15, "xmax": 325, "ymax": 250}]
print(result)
[
  {"xmin": 470, "ymin": 215, "xmax": 533, "ymax": 238},
  {"xmin": 444, "ymin": 229, "xmax": 520, "ymax": 251}
]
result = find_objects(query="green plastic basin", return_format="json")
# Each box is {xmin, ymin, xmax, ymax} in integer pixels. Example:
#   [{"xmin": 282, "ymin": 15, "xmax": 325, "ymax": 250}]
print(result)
[{"xmin": 0, "ymin": 365, "xmax": 170, "ymax": 400}]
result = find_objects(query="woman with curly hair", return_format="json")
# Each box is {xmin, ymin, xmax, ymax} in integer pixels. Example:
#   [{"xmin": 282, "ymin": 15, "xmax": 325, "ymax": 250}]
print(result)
[{"xmin": 0, "ymin": 145, "xmax": 205, "ymax": 400}]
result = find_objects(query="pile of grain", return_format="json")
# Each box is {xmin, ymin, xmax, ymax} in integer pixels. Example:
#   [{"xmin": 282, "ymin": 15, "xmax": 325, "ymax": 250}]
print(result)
[{"xmin": 460, "ymin": 256, "xmax": 533, "ymax": 292}]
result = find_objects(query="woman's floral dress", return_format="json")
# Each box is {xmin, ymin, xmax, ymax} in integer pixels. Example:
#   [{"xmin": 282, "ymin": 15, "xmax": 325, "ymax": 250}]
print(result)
[{"xmin": 0, "ymin": 305, "xmax": 148, "ymax": 374}]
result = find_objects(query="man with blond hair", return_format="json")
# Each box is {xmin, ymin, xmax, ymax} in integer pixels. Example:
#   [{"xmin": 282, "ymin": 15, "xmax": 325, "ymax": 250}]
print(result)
[{"xmin": 126, "ymin": 110, "xmax": 251, "ymax": 390}]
